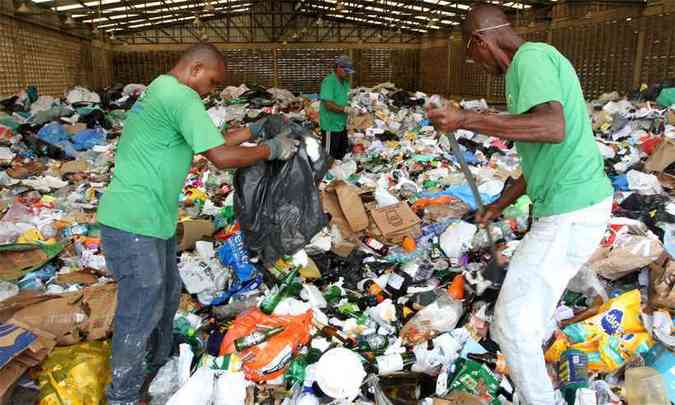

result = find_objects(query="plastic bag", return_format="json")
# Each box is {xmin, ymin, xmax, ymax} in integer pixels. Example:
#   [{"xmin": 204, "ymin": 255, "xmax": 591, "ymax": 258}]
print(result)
[
  {"xmin": 400, "ymin": 289, "xmax": 464, "ymax": 345},
  {"xmin": 545, "ymin": 290, "xmax": 654, "ymax": 372},
  {"xmin": 219, "ymin": 307, "xmax": 312, "ymax": 382},
  {"xmin": 213, "ymin": 371, "xmax": 248, "ymax": 405},
  {"xmin": 148, "ymin": 356, "xmax": 180, "ymax": 405},
  {"xmin": 217, "ymin": 230, "xmax": 256, "ymax": 283},
  {"xmin": 234, "ymin": 115, "xmax": 330, "ymax": 264},
  {"xmin": 34, "ymin": 340, "xmax": 111, "ymax": 405},
  {"xmin": 72, "ymin": 127, "xmax": 106, "ymax": 151},
  {"xmin": 166, "ymin": 366, "xmax": 214, "ymax": 405}
]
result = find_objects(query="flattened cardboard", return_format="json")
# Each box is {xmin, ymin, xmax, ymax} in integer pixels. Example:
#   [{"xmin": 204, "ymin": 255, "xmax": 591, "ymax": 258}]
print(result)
[
  {"xmin": 9, "ymin": 291, "xmax": 85, "ymax": 346},
  {"xmin": 81, "ymin": 283, "xmax": 117, "ymax": 341},
  {"xmin": 645, "ymin": 138, "xmax": 675, "ymax": 172},
  {"xmin": 0, "ymin": 247, "xmax": 47, "ymax": 281},
  {"xmin": 55, "ymin": 271, "xmax": 99, "ymax": 286},
  {"xmin": 370, "ymin": 202, "xmax": 421, "ymax": 237},
  {"xmin": 176, "ymin": 219, "xmax": 214, "ymax": 251},
  {"xmin": 650, "ymin": 258, "xmax": 675, "ymax": 310},
  {"xmin": 333, "ymin": 181, "xmax": 369, "ymax": 232},
  {"xmin": 0, "ymin": 322, "xmax": 55, "ymax": 404},
  {"xmin": 59, "ymin": 160, "xmax": 91, "ymax": 176}
]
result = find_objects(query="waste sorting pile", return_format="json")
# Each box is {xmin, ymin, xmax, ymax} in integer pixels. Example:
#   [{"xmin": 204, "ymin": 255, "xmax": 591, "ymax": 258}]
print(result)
[{"xmin": 0, "ymin": 80, "xmax": 673, "ymax": 404}]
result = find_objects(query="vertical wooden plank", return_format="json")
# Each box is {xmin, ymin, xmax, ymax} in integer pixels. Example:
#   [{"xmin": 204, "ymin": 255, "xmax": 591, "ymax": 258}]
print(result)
[
  {"xmin": 272, "ymin": 48, "xmax": 279, "ymax": 87},
  {"xmin": 632, "ymin": 29, "xmax": 645, "ymax": 89}
]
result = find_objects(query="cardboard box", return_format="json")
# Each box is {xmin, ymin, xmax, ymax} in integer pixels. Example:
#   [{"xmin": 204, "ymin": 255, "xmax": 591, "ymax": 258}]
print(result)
[
  {"xmin": 645, "ymin": 138, "xmax": 675, "ymax": 172},
  {"xmin": 176, "ymin": 219, "xmax": 214, "ymax": 251},
  {"xmin": 370, "ymin": 202, "xmax": 421, "ymax": 236},
  {"xmin": 0, "ymin": 322, "xmax": 55, "ymax": 404}
]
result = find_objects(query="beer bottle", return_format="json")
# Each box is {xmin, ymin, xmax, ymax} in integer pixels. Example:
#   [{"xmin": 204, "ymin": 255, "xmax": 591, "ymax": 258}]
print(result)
[{"xmin": 234, "ymin": 326, "xmax": 284, "ymax": 352}]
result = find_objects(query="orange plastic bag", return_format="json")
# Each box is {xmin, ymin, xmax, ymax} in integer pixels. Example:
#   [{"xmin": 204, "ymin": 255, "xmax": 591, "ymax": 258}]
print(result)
[
  {"xmin": 411, "ymin": 195, "xmax": 455, "ymax": 212},
  {"xmin": 219, "ymin": 308, "xmax": 312, "ymax": 382}
]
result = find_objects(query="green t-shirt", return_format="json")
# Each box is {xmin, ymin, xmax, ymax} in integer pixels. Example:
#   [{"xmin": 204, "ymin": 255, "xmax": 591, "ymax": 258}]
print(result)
[
  {"xmin": 97, "ymin": 74, "xmax": 224, "ymax": 239},
  {"xmin": 319, "ymin": 72, "xmax": 350, "ymax": 132},
  {"xmin": 506, "ymin": 42, "xmax": 613, "ymax": 218}
]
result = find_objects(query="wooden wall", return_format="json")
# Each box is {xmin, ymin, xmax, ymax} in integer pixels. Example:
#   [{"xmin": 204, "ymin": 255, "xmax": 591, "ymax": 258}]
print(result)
[
  {"xmin": 112, "ymin": 47, "xmax": 420, "ymax": 93},
  {"xmin": 0, "ymin": 15, "xmax": 112, "ymax": 97},
  {"xmin": 419, "ymin": 3, "xmax": 675, "ymax": 101}
]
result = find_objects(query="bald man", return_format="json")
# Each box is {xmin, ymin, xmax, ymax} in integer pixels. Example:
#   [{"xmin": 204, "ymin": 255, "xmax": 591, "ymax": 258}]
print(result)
[
  {"xmin": 97, "ymin": 43, "xmax": 298, "ymax": 404},
  {"xmin": 428, "ymin": 5, "xmax": 612, "ymax": 404}
]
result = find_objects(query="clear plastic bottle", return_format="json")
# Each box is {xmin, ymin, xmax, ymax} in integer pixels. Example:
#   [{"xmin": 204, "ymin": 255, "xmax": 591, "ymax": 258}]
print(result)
[{"xmin": 625, "ymin": 367, "xmax": 668, "ymax": 405}]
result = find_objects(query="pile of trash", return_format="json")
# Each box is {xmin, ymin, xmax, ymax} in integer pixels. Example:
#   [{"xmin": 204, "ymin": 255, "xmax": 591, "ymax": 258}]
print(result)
[{"xmin": 0, "ymin": 79, "xmax": 673, "ymax": 405}]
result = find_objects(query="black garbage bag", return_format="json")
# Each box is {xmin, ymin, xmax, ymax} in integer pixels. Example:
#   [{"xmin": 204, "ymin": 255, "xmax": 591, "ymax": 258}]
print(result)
[{"xmin": 234, "ymin": 115, "xmax": 331, "ymax": 264}]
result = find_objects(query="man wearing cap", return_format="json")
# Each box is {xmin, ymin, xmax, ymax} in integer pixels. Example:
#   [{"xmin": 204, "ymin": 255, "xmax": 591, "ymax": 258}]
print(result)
[{"xmin": 319, "ymin": 55, "xmax": 355, "ymax": 160}]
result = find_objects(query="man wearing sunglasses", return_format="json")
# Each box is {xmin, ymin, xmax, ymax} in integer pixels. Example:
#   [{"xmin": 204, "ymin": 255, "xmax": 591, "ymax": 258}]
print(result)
[{"xmin": 428, "ymin": 4, "xmax": 612, "ymax": 404}]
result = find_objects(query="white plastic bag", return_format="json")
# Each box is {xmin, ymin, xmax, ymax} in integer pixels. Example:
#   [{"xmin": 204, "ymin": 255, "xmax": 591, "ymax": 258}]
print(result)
[
  {"xmin": 148, "ymin": 357, "xmax": 180, "ymax": 405},
  {"xmin": 439, "ymin": 221, "xmax": 477, "ymax": 262},
  {"xmin": 213, "ymin": 371, "xmax": 248, "ymax": 405},
  {"xmin": 166, "ymin": 367, "xmax": 214, "ymax": 405}
]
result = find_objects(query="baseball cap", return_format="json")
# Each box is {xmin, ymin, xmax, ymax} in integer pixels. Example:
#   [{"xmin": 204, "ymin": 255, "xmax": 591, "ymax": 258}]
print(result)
[{"xmin": 336, "ymin": 55, "xmax": 354, "ymax": 74}]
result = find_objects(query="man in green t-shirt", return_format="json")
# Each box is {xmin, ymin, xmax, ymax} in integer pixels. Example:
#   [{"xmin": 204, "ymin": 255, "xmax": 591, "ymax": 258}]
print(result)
[
  {"xmin": 96, "ymin": 44, "xmax": 298, "ymax": 405},
  {"xmin": 428, "ymin": 5, "xmax": 612, "ymax": 404},
  {"xmin": 319, "ymin": 55, "xmax": 356, "ymax": 160}
]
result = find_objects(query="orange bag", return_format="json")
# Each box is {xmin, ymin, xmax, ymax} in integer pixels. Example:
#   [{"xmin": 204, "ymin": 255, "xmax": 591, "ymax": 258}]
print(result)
[
  {"xmin": 411, "ymin": 195, "xmax": 455, "ymax": 212},
  {"xmin": 219, "ymin": 308, "xmax": 312, "ymax": 382}
]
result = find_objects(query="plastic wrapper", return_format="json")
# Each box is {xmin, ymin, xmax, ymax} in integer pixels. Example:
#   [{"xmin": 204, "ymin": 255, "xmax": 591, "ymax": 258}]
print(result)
[
  {"xmin": 148, "ymin": 356, "xmax": 180, "ymax": 405},
  {"xmin": 219, "ymin": 307, "xmax": 312, "ymax": 382},
  {"xmin": 400, "ymin": 289, "xmax": 463, "ymax": 345},
  {"xmin": 545, "ymin": 290, "xmax": 654, "ymax": 372},
  {"xmin": 217, "ymin": 230, "xmax": 256, "ymax": 283},
  {"xmin": 234, "ymin": 115, "xmax": 330, "ymax": 265},
  {"xmin": 34, "ymin": 340, "xmax": 111, "ymax": 405}
]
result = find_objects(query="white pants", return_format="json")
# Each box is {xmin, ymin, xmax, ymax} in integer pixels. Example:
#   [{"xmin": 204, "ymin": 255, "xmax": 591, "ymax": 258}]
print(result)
[{"xmin": 491, "ymin": 197, "xmax": 612, "ymax": 405}]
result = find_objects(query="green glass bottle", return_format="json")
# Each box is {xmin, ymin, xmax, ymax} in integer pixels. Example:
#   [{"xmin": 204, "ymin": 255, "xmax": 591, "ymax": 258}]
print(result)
[
  {"xmin": 260, "ymin": 265, "xmax": 301, "ymax": 314},
  {"xmin": 234, "ymin": 326, "xmax": 284, "ymax": 352}
]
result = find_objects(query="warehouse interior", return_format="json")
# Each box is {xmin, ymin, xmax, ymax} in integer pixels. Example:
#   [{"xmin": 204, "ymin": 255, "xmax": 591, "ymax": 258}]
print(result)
[
  {"xmin": 2, "ymin": 0, "xmax": 675, "ymax": 404},
  {"xmin": 1, "ymin": 0, "xmax": 673, "ymax": 99}
]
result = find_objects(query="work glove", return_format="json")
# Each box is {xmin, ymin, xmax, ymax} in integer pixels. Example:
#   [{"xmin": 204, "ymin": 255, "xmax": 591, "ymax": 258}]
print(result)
[
  {"xmin": 263, "ymin": 130, "xmax": 300, "ymax": 161},
  {"xmin": 343, "ymin": 106, "xmax": 354, "ymax": 116},
  {"xmin": 247, "ymin": 118, "xmax": 266, "ymax": 140}
]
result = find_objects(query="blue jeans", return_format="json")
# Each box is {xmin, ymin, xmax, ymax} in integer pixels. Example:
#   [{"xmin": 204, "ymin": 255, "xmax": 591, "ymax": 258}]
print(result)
[{"xmin": 100, "ymin": 224, "xmax": 181, "ymax": 405}]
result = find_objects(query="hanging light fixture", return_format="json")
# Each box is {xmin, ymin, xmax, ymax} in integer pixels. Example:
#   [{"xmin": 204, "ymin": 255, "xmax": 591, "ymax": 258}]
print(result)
[
  {"xmin": 110, "ymin": 31, "xmax": 116, "ymax": 40},
  {"xmin": 15, "ymin": 1, "xmax": 32, "ymax": 15},
  {"xmin": 193, "ymin": 15, "xmax": 202, "ymax": 27},
  {"xmin": 64, "ymin": 14, "xmax": 76, "ymax": 26},
  {"xmin": 202, "ymin": 0, "xmax": 215, "ymax": 14},
  {"xmin": 316, "ymin": 16, "xmax": 323, "ymax": 26}
]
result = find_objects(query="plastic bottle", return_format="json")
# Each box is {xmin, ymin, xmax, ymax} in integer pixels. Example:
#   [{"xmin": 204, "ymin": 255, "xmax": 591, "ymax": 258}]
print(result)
[
  {"xmin": 467, "ymin": 352, "xmax": 507, "ymax": 375},
  {"xmin": 174, "ymin": 317, "xmax": 203, "ymax": 352},
  {"xmin": 373, "ymin": 352, "xmax": 417, "ymax": 375},
  {"xmin": 357, "ymin": 334, "xmax": 388, "ymax": 354},
  {"xmin": 625, "ymin": 367, "xmax": 668, "ymax": 405}
]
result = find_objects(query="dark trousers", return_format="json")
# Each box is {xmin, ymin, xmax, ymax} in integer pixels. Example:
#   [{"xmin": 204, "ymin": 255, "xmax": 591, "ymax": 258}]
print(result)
[
  {"xmin": 100, "ymin": 224, "xmax": 181, "ymax": 405},
  {"xmin": 321, "ymin": 129, "xmax": 350, "ymax": 160}
]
